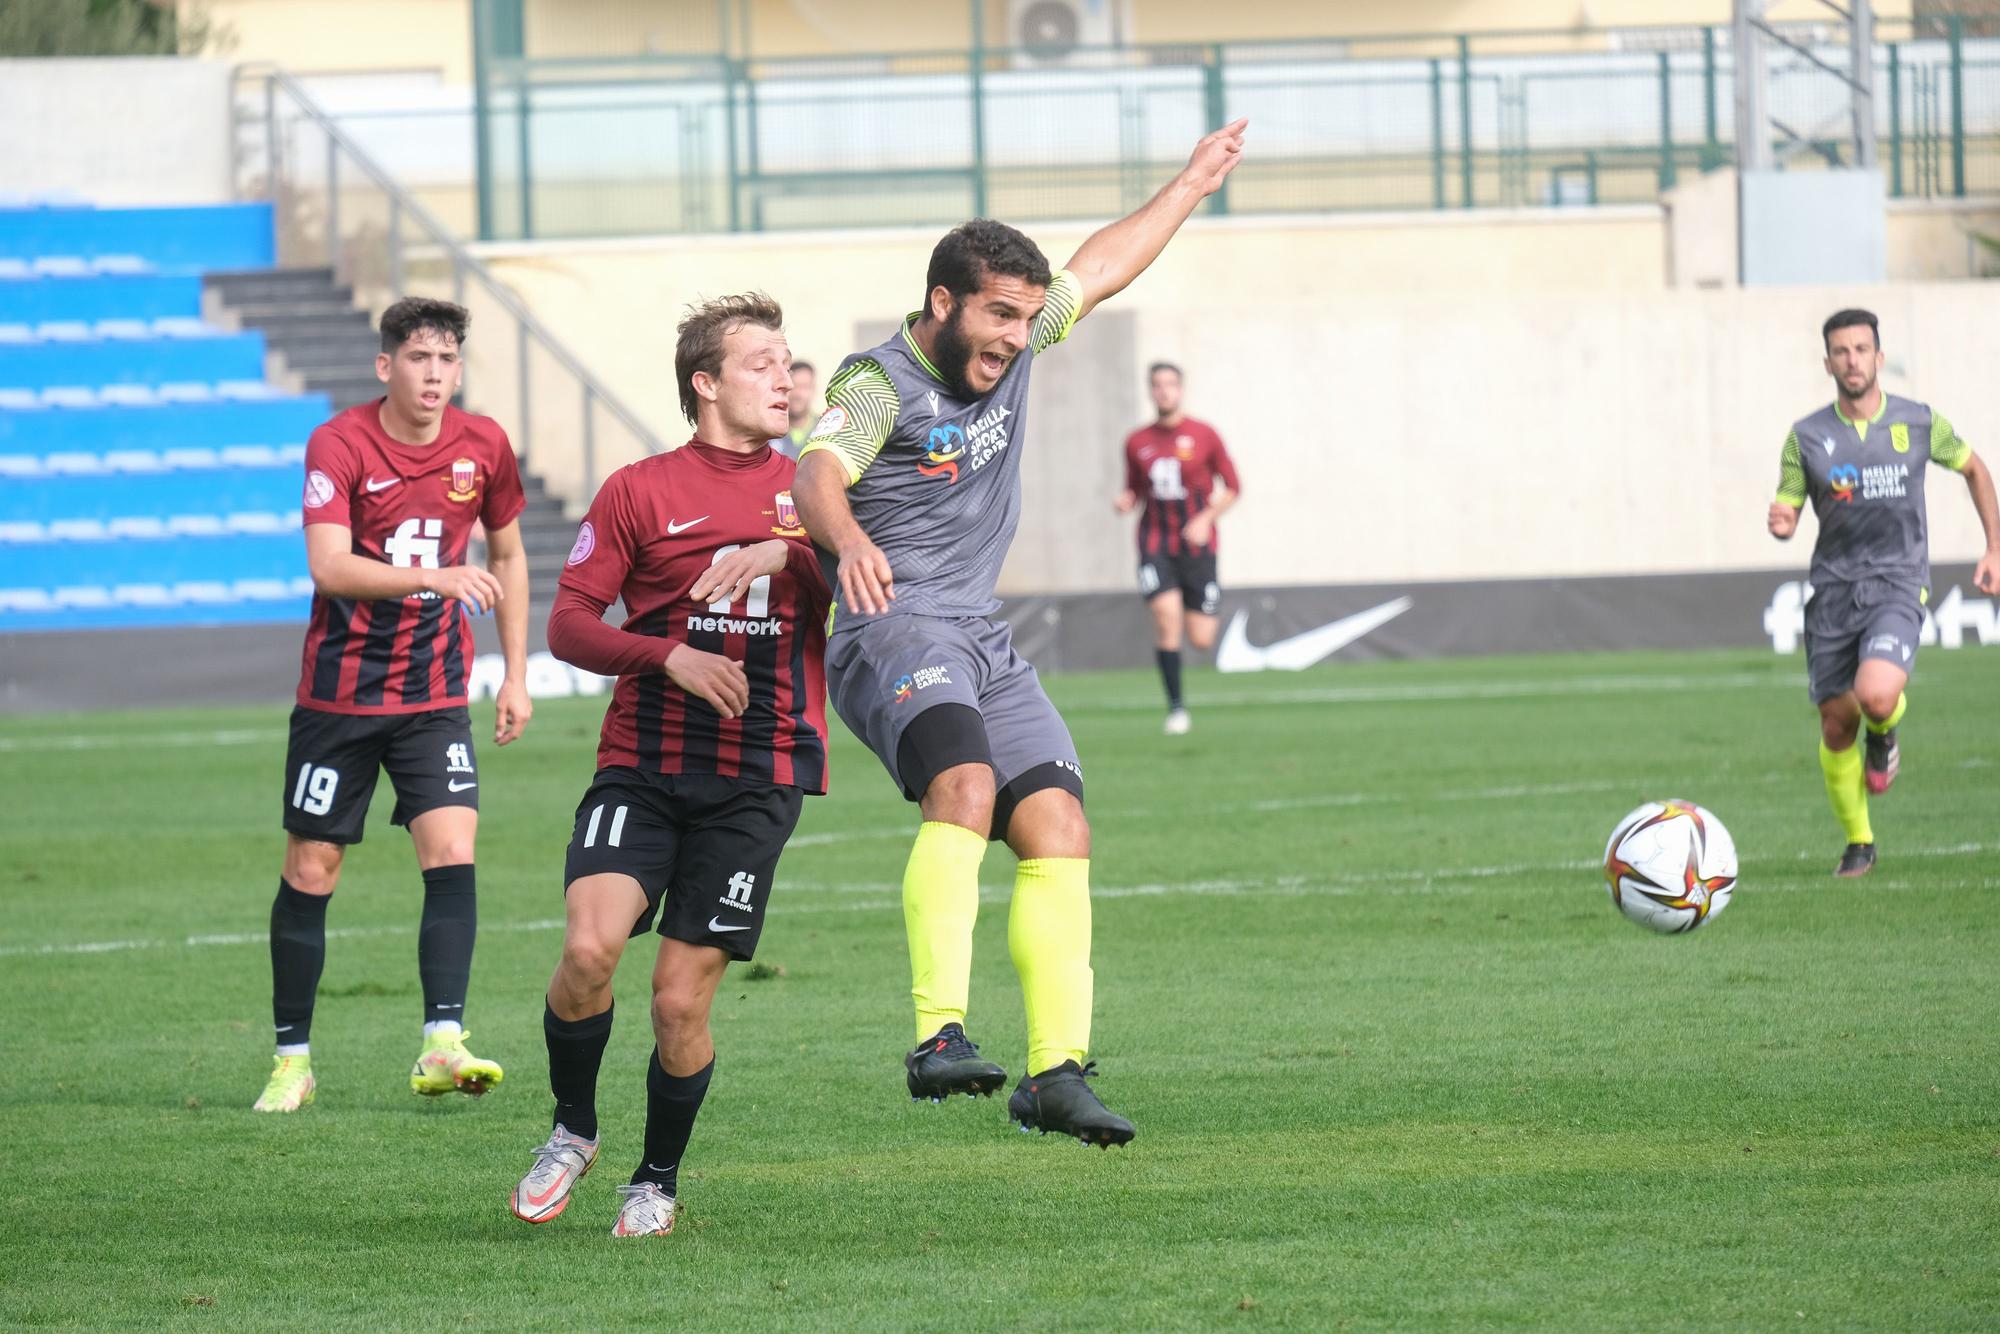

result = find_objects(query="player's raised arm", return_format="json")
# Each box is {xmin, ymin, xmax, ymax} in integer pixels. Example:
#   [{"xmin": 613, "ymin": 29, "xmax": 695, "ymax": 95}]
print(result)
[{"xmin": 1063, "ymin": 118, "xmax": 1246, "ymax": 320}]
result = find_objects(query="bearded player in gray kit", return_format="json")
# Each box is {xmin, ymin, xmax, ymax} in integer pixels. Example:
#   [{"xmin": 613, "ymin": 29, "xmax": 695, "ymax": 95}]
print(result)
[
  {"xmin": 1768, "ymin": 308, "xmax": 2000, "ymax": 878},
  {"xmin": 792, "ymin": 120, "xmax": 1247, "ymax": 1147}
]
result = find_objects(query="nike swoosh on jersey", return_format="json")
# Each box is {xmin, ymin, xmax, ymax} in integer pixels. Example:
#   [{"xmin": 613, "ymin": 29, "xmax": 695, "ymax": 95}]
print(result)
[
  {"xmin": 365, "ymin": 476, "xmax": 402, "ymax": 492},
  {"xmin": 707, "ymin": 917, "xmax": 751, "ymax": 933},
  {"xmin": 1215, "ymin": 597, "xmax": 1414, "ymax": 673},
  {"xmin": 447, "ymin": 779, "xmax": 478, "ymax": 792},
  {"xmin": 667, "ymin": 516, "xmax": 709, "ymax": 535}
]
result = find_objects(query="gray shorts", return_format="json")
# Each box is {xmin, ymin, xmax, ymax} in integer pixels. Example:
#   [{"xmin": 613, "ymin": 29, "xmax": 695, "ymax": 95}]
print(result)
[
  {"xmin": 826, "ymin": 614, "xmax": 1081, "ymax": 800},
  {"xmin": 1804, "ymin": 579, "xmax": 1923, "ymax": 703}
]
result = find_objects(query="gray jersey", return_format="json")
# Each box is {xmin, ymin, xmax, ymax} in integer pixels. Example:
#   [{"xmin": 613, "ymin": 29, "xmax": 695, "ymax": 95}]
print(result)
[
  {"xmin": 801, "ymin": 270, "xmax": 1083, "ymax": 633},
  {"xmin": 1776, "ymin": 393, "xmax": 1972, "ymax": 590}
]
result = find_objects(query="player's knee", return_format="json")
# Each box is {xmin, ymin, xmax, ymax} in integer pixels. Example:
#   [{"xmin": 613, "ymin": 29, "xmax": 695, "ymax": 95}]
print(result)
[
  {"xmin": 1818, "ymin": 707, "xmax": 1860, "ymax": 749},
  {"xmin": 283, "ymin": 841, "xmax": 342, "ymax": 896},
  {"xmin": 426, "ymin": 836, "xmax": 477, "ymax": 868},
  {"xmin": 922, "ymin": 763, "xmax": 996, "ymax": 829},
  {"xmin": 1186, "ymin": 622, "xmax": 1217, "ymax": 652},
  {"xmin": 649, "ymin": 985, "xmax": 711, "ymax": 1044},
  {"xmin": 559, "ymin": 933, "xmax": 622, "ymax": 990},
  {"xmin": 1856, "ymin": 683, "xmax": 1901, "ymax": 722}
]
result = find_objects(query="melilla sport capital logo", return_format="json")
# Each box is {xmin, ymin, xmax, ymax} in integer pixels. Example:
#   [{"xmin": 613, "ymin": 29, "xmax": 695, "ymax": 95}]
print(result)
[{"xmin": 918, "ymin": 424, "xmax": 965, "ymax": 484}]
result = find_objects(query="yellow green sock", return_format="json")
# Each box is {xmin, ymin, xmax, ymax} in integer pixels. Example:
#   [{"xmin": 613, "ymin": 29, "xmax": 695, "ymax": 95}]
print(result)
[
  {"xmin": 1819, "ymin": 741, "xmax": 1873, "ymax": 845},
  {"xmin": 1009, "ymin": 858, "xmax": 1093, "ymax": 1075},
  {"xmin": 903, "ymin": 821, "xmax": 987, "ymax": 1044},
  {"xmin": 1866, "ymin": 692, "xmax": 1907, "ymax": 735}
]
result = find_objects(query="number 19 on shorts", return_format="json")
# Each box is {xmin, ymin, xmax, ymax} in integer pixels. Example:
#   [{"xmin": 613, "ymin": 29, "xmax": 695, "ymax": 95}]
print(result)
[{"xmin": 291, "ymin": 763, "xmax": 339, "ymax": 816}]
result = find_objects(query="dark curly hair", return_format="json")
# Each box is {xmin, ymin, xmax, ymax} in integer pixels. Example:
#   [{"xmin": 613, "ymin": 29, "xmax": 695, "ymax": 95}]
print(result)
[
  {"xmin": 924, "ymin": 219, "xmax": 1052, "ymax": 316},
  {"xmin": 675, "ymin": 291, "xmax": 785, "ymax": 426},
  {"xmin": 379, "ymin": 297, "xmax": 469, "ymax": 354}
]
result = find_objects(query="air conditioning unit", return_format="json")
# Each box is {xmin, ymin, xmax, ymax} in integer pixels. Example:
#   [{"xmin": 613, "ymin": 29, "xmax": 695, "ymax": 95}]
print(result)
[{"xmin": 1008, "ymin": 0, "xmax": 1129, "ymax": 69}]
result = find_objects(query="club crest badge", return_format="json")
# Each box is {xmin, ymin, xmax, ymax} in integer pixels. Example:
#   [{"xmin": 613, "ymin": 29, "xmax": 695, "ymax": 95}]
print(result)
[{"xmin": 447, "ymin": 456, "xmax": 479, "ymax": 503}]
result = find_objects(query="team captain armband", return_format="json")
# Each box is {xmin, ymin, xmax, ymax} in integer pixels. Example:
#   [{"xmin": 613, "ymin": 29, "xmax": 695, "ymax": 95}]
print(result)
[
  {"xmin": 1775, "ymin": 430, "xmax": 1807, "ymax": 506},
  {"xmin": 1030, "ymin": 269, "xmax": 1083, "ymax": 355},
  {"xmin": 800, "ymin": 358, "xmax": 901, "ymax": 485},
  {"xmin": 1930, "ymin": 412, "xmax": 1972, "ymax": 471}
]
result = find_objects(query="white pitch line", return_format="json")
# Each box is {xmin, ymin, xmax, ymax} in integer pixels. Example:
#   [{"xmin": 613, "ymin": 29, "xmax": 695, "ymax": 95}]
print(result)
[
  {"xmin": 1066, "ymin": 671, "xmax": 1797, "ymax": 713},
  {"xmin": 5, "ymin": 844, "xmax": 1993, "ymax": 960},
  {"xmin": 0, "ymin": 670, "xmax": 1795, "ymax": 754},
  {"xmin": 0, "ymin": 726, "xmax": 287, "ymax": 754}
]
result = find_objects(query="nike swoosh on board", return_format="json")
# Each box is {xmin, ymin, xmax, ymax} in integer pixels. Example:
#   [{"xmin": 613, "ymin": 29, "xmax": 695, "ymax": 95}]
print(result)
[
  {"xmin": 707, "ymin": 917, "xmax": 751, "ymax": 933},
  {"xmin": 1215, "ymin": 597, "xmax": 1414, "ymax": 674}
]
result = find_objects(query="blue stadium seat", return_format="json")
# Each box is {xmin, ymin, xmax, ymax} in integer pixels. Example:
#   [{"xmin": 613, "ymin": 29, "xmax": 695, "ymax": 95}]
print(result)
[
  {"xmin": 0, "ymin": 397, "xmax": 329, "ymax": 455},
  {"xmin": 0, "ymin": 203, "xmax": 275, "ymax": 272},
  {"xmin": 0, "ymin": 274, "xmax": 204, "ymax": 324},
  {"xmin": 0, "ymin": 201, "xmax": 320, "ymax": 634},
  {"xmin": 0, "ymin": 459, "xmax": 302, "ymax": 522},
  {"xmin": 0, "ymin": 330, "xmax": 266, "ymax": 388}
]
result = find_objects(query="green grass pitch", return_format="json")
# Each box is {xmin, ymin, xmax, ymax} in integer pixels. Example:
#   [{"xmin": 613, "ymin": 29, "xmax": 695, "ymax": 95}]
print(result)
[{"xmin": 1, "ymin": 648, "xmax": 1996, "ymax": 1330}]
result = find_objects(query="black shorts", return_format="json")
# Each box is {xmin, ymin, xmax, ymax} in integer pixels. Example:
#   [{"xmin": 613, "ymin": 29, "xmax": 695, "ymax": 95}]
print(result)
[
  {"xmin": 562, "ymin": 767, "xmax": 805, "ymax": 960},
  {"xmin": 281, "ymin": 704, "xmax": 479, "ymax": 845},
  {"xmin": 1139, "ymin": 551, "xmax": 1220, "ymax": 615}
]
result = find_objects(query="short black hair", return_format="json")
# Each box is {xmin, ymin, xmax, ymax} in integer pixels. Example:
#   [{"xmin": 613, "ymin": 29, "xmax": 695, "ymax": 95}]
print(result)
[
  {"xmin": 380, "ymin": 297, "xmax": 469, "ymax": 354},
  {"xmin": 1822, "ymin": 308, "xmax": 1880, "ymax": 352},
  {"xmin": 924, "ymin": 218, "xmax": 1052, "ymax": 315},
  {"xmin": 674, "ymin": 291, "xmax": 784, "ymax": 426},
  {"xmin": 791, "ymin": 359, "xmax": 816, "ymax": 377},
  {"xmin": 1148, "ymin": 361, "xmax": 1182, "ymax": 380}
]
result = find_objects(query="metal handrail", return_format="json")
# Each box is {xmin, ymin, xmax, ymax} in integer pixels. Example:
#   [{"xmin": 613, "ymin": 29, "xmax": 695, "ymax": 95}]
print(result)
[{"xmin": 233, "ymin": 63, "xmax": 670, "ymax": 499}]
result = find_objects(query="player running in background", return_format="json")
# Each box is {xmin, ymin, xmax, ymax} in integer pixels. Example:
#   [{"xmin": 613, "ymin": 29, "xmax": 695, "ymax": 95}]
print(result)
[
  {"xmin": 1114, "ymin": 361, "xmax": 1239, "ymax": 735},
  {"xmin": 793, "ymin": 120, "xmax": 1247, "ymax": 1147},
  {"xmin": 1768, "ymin": 308, "xmax": 2000, "ymax": 878},
  {"xmin": 254, "ymin": 297, "xmax": 532, "ymax": 1113},
  {"xmin": 771, "ymin": 359, "xmax": 817, "ymax": 458},
  {"xmin": 513, "ymin": 294, "xmax": 829, "ymax": 1238}
]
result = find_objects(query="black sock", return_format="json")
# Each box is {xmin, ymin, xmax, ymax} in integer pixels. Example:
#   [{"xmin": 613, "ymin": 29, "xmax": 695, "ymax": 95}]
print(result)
[
  {"xmin": 418, "ymin": 864, "xmax": 476, "ymax": 1026},
  {"xmin": 632, "ymin": 1049, "xmax": 713, "ymax": 1195},
  {"xmin": 1155, "ymin": 648, "xmax": 1184, "ymax": 710},
  {"xmin": 270, "ymin": 878, "xmax": 330, "ymax": 1046},
  {"xmin": 544, "ymin": 1001, "xmax": 614, "ymax": 1141}
]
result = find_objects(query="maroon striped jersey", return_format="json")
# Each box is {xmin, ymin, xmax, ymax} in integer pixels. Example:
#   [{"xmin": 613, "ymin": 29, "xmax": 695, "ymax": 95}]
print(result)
[
  {"xmin": 550, "ymin": 441, "xmax": 830, "ymax": 793},
  {"xmin": 1123, "ymin": 417, "xmax": 1240, "ymax": 559},
  {"xmin": 295, "ymin": 400, "xmax": 525, "ymax": 715}
]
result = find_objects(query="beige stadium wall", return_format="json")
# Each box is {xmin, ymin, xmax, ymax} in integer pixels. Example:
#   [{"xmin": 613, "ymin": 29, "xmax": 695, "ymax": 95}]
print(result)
[
  {"xmin": 473, "ymin": 204, "xmax": 1997, "ymax": 589},
  {"xmin": 1130, "ymin": 284, "xmax": 1996, "ymax": 589},
  {"xmin": 475, "ymin": 204, "xmax": 1671, "ymax": 499},
  {"xmin": 184, "ymin": 0, "xmax": 473, "ymax": 80}
]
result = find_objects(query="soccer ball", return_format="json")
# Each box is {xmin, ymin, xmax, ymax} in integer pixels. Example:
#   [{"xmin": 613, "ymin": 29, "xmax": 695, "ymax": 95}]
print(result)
[{"xmin": 1601, "ymin": 800, "xmax": 1738, "ymax": 934}]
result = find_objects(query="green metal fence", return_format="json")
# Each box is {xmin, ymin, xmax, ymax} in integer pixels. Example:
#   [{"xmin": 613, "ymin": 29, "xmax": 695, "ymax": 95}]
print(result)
[{"xmin": 467, "ymin": 8, "xmax": 2000, "ymax": 241}]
